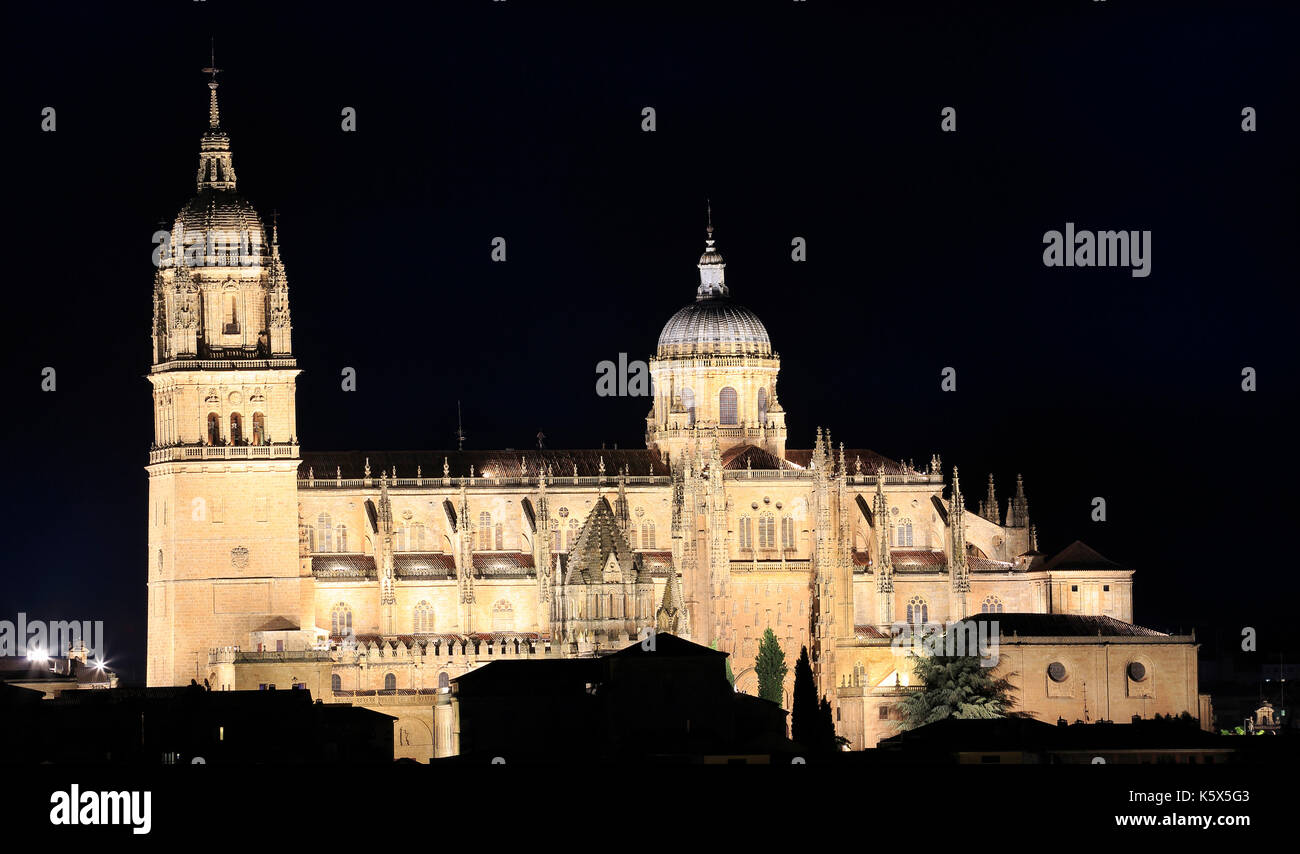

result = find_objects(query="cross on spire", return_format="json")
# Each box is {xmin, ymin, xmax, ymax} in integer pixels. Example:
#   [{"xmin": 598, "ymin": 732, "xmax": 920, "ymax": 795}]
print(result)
[
  {"xmin": 202, "ymin": 39, "xmax": 223, "ymax": 128},
  {"xmin": 202, "ymin": 38, "xmax": 221, "ymax": 81}
]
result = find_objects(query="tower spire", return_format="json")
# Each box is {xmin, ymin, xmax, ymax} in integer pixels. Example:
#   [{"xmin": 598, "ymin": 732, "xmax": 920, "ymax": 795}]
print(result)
[
  {"xmin": 949, "ymin": 466, "xmax": 970, "ymax": 615},
  {"xmin": 195, "ymin": 43, "xmax": 236, "ymax": 190},
  {"xmin": 696, "ymin": 201, "xmax": 728, "ymax": 300},
  {"xmin": 202, "ymin": 39, "xmax": 222, "ymax": 128},
  {"xmin": 981, "ymin": 473, "xmax": 999, "ymax": 523}
]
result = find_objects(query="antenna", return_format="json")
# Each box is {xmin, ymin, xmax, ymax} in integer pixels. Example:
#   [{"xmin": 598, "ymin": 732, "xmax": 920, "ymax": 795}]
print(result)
[{"xmin": 455, "ymin": 401, "xmax": 466, "ymax": 451}]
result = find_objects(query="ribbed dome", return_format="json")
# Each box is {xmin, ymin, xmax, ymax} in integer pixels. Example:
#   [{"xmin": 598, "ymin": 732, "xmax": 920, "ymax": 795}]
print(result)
[
  {"xmin": 657, "ymin": 297, "xmax": 772, "ymax": 358},
  {"xmin": 172, "ymin": 189, "xmax": 268, "ymax": 265}
]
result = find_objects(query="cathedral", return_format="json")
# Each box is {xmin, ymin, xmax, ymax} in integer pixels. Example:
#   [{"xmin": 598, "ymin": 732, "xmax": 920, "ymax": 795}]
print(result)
[{"xmin": 147, "ymin": 71, "xmax": 1206, "ymax": 760}]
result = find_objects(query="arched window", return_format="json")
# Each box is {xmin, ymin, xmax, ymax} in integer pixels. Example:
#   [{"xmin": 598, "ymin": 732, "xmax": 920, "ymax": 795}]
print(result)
[
  {"xmin": 896, "ymin": 519, "xmax": 914, "ymax": 547},
  {"xmin": 495, "ymin": 522, "xmax": 504, "ymax": 551},
  {"xmin": 229, "ymin": 412, "xmax": 243, "ymax": 444},
  {"xmin": 682, "ymin": 388, "xmax": 695, "ymax": 427},
  {"xmin": 330, "ymin": 603, "xmax": 352, "ymax": 638},
  {"xmin": 758, "ymin": 388, "xmax": 768, "ymax": 424},
  {"xmin": 410, "ymin": 522, "xmax": 425, "ymax": 551},
  {"xmin": 414, "ymin": 600, "xmax": 434, "ymax": 634},
  {"xmin": 478, "ymin": 512, "xmax": 492, "ymax": 550},
  {"xmin": 224, "ymin": 292, "xmax": 240, "ymax": 334},
  {"xmin": 629, "ymin": 524, "xmax": 639, "ymax": 549},
  {"xmin": 252, "ymin": 412, "xmax": 265, "ymax": 445},
  {"xmin": 781, "ymin": 516, "xmax": 795, "ymax": 551},
  {"xmin": 551, "ymin": 519, "xmax": 561, "ymax": 552},
  {"xmin": 438, "ymin": 671, "xmax": 450, "ymax": 691},
  {"xmin": 383, "ymin": 672, "xmax": 397, "ymax": 692},
  {"xmin": 981, "ymin": 595, "xmax": 1004, "ymax": 614},
  {"xmin": 207, "ymin": 412, "xmax": 220, "ymax": 445},
  {"xmin": 738, "ymin": 516, "xmax": 752, "ymax": 550},
  {"xmin": 330, "ymin": 673, "xmax": 341, "ymax": 692},
  {"xmin": 719, "ymin": 387, "xmax": 738, "ymax": 425},
  {"xmin": 906, "ymin": 596, "xmax": 928, "ymax": 625},
  {"xmin": 492, "ymin": 600, "xmax": 515, "ymax": 632},
  {"xmin": 759, "ymin": 513, "xmax": 775, "ymax": 549},
  {"xmin": 336, "ymin": 524, "xmax": 347, "ymax": 552},
  {"xmin": 642, "ymin": 520, "xmax": 656, "ymax": 549},
  {"xmin": 566, "ymin": 519, "xmax": 578, "ymax": 550},
  {"xmin": 304, "ymin": 525, "xmax": 315, "ymax": 553},
  {"xmin": 317, "ymin": 513, "xmax": 333, "ymax": 551}
]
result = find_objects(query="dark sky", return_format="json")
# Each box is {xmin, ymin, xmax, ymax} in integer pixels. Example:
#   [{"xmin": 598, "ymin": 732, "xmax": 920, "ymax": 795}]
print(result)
[{"xmin": 2, "ymin": 1, "xmax": 1296, "ymax": 682}]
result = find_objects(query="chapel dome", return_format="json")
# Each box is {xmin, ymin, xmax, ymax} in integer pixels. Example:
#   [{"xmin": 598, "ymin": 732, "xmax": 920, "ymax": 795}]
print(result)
[
  {"xmin": 655, "ymin": 216, "xmax": 772, "ymax": 359},
  {"xmin": 174, "ymin": 189, "xmax": 267, "ymax": 241},
  {"xmin": 657, "ymin": 298, "xmax": 772, "ymax": 358}
]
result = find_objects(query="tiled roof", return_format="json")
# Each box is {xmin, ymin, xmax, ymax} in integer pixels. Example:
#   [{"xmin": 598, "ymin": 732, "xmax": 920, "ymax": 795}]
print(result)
[
  {"xmin": 300, "ymin": 448, "xmax": 668, "ymax": 480},
  {"xmin": 720, "ymin": 444, "xmax": 794, "ymax": 471},
  {"xmin": 253, "ymin": 617, "xmax": 299, "ymax": 632},
  {"xmin": 891, "ymin": 550, "xmax": 947, "ymax": 570},
  {"xmin": 969, "ymin": 557, "xmax": 1016, "ymax": 572},
  {"xmin": 1039, "ymin": 541, "xmax": 1129, "ymax": 573},
  {"xmin": 472, "ymin": 552, "xmax": 535, "ymax": 570},
  {"xmin": 394, "ymin": 553, "xmax": 456, "ymax": 578},
  {"xmin": 852, "ymin": 550, "xmax": 872, "ymax": 568},
  {"xmin": 350, "ymin": 632, "xmax": 545, "ymax": 649},
  {"xmin": 964, "ymin": 613, "xmax": 1169, "ymax": 638},
  {"xmin": 563, "ymin": 497, "xmax": 649, "ymax": 585},
  {"xmin": 784, "ymin": 449, "xmax": 905, "ymax": 474},
  {"xmin": 311, "ymin": 554, "xmax": 377, "ymax": 578},
  {"xmin": 639, "ymin": 551, "xmax": 674, "ymax": 576},
  {"xmin": 854, "ymin": 625, "xmax": 891, "ymax": 639}
]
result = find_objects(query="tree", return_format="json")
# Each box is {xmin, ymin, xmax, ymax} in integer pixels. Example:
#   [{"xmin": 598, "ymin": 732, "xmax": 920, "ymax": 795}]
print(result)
[
  {"xmin": 790, "ymin": 648, "xmax": 848, "ymax": 753},
  {"xmin": 754, "ymin": 629, "xmax": 787, "ymax": 705},
  {"xmin": 896, "ymin": 637, "xmax": 1022, "ymax": 731},
  {"xmin": 817, "ymin": 696, "xmax": 850, "ymax": 752},
  {"xmin": 791, "ymin": 646, "xmax": 819, "ymax": 746},
  {"xmin": 710, "ymin": 638, "xmax": 735, "ymax": 688}
]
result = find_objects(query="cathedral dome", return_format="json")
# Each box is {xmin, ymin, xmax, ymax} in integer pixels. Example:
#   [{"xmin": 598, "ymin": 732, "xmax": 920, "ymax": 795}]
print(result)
[
  {"xmin": 656, "ymin": 215, "xmax": 772, "ymax": 359},
  {"xmin": 173, "ymin": 189, "xmax": 268, "ymax": 257},
  {"xmin": 166, "ymin": 69, "xmax": 269, "ymax": 266},
  {"xmin": 657, "ymin": 298, "xmax": 772, "ymax": 358}
]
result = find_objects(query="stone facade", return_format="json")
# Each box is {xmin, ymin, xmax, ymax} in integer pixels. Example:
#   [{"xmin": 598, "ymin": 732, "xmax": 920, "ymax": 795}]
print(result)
[{"xmin": 147, "ymin": 72, "xmax": 1202, "ymax": 760}]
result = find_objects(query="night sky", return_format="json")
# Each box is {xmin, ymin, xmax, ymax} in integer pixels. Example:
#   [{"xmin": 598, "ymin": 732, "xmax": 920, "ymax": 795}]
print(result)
[{"xmin": 3, "ymin": 1, "xmax": 1296, "ymax": 683}]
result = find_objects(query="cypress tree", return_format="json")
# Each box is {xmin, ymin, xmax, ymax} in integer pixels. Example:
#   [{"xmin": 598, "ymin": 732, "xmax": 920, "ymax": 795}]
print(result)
[
  {"xmin": 754, "ymin": 628, "xmax": 787, "ymax": 705},
  {"xmin": 791, "ymin": 646, "xmax": 818, "ymax": 746}
]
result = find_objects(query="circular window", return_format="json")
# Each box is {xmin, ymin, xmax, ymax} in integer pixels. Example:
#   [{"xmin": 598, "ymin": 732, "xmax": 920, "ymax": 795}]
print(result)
[
  {"xmin": 1047, "ymin": 662, "xmax": 1068, "ymax": 683},
  {"xmin": 1128, "ymin": 662, "xmax": 1147, "ymax": 682},
  {"xmin": 751, "ymin": 502, "xmax": 759, "ymax": 510}
]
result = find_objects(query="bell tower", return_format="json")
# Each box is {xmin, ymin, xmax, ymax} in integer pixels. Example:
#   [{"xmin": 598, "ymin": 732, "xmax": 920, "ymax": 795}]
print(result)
[{"xmin": 146, "ymin": 62, "xmax": 309, "ymax": 687}]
